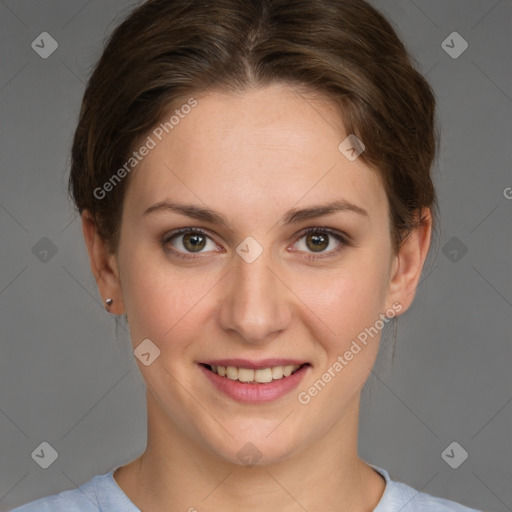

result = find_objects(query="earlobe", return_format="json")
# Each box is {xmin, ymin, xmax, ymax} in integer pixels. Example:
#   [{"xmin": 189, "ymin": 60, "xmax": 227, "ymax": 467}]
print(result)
[
  {"xmin": 386, "ymin": 209, "xmax": 432, "ymax": 315},
  {"xmin": 81, "ymin": 210, "xmax": 125, "ymax": 315}
]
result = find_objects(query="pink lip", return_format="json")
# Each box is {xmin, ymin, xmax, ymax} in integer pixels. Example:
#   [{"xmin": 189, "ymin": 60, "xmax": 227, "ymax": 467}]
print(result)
[
  {"xmin": 201, "ymin": 358, "xmax": 308, "ymax": 370},
  {"xmin": 198, "ymin": 363, "xmax": 310, "ymax": 403}
]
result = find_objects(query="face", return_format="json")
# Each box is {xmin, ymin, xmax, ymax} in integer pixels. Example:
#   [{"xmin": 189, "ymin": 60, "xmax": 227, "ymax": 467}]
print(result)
[{"xmin": 98, "ymin": 83, "xmax": 417, "ymax": 466}]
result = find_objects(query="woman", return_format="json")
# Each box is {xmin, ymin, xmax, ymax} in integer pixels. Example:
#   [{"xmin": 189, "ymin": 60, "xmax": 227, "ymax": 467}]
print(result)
[{"xmin": 11, "ymin": 0, "xmax": 483, "ymax": 510}]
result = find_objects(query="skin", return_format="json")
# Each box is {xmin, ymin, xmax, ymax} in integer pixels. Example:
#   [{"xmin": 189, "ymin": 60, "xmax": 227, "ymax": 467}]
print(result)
[{"xmin": 82, "ymin": 82, "xmax": 431, "ymax": 512}]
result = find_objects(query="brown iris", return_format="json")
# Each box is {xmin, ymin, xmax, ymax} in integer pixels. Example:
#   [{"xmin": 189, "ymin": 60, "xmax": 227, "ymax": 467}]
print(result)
[
  {"xmin": 182, "ymin": 232, "xmax": 207, "ymax": 252},
  {"xmin": 305, "ymin": 232, "xmax": 329, "ymax": 252}
]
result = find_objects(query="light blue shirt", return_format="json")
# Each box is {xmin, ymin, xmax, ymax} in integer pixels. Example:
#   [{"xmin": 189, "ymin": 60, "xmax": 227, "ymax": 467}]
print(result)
[{"xmin": 9, "ymin": 465, "xmax": 483, "ymax": 511}]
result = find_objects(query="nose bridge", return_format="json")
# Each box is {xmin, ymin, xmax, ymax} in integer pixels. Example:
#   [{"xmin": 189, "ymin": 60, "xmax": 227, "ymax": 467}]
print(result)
[{"xmin": 219, "ymin": 247, "xmax": 292, "ymax": 343}]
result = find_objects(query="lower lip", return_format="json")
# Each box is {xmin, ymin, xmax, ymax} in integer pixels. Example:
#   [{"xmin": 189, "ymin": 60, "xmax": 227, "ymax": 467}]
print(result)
[{"xmin": 199, "ymin": 364, "xmax": 310, "ymax": 403}]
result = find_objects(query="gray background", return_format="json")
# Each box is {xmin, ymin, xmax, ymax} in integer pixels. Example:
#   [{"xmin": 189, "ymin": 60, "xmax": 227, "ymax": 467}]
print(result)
[{"xmin": 0, "ymin": 1, "xmax": 510, "ymax": 511}]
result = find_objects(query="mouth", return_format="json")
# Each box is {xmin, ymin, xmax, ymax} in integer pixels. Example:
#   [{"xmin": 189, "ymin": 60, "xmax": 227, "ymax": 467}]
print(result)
[
  {"xmin": 198, "ymin": 360, "xmax": 311, "ymax": 403},
  {"xmin": 200, "ymin": 362, "xmax": 310, "ymax": 384}
]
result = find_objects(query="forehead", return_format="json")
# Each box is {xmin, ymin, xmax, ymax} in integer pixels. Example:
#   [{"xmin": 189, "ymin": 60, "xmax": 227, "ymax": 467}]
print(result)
[{"xmin": 123, "ymin": 84, "xmax": 387, "ymax": 222}]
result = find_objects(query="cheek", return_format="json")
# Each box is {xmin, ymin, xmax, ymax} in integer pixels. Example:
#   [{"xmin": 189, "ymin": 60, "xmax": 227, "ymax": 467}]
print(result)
[
  {"xmin": 119, "ymin": 249, "xmax": 205, "ymax": 348},
  {"xmin": 295, "ymin": 259, "xmax": 391, "ymax": 409},
  {"xmin": 300, "ymin": 254, "xmax": 390, "ymax": 339},
  {"xmin": 294, "ymin": 258, "xmax": 391, "ymax": 405}
]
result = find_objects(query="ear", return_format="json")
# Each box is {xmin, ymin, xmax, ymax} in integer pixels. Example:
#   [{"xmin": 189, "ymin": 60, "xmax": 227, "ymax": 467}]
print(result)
[
  {"xmin": 81, "ymin": 210, "xmax": 125, "ymax": 315},
  {"xmin": 385, "ymin": 208, "xmax": 432, "ymax": 315}
]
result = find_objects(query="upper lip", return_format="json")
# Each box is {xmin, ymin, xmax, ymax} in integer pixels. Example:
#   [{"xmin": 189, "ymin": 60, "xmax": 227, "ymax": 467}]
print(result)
[{"xmin": 200, "ymin": 359, "xmax": 310, "ymax": 370}]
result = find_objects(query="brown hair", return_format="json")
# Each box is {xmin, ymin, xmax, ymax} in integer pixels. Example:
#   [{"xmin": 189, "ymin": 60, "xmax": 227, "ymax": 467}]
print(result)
[{"xmin": 69, "ymin": 0, "xmax": 438, "ymax": 255}]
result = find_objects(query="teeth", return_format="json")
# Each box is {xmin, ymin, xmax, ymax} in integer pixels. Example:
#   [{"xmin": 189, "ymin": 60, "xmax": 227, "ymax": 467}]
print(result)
[
  {"xmin": 272, "ymin": 366, "xmax": 283, "ymax": 379},
  {"xmin": 226, "ymin": 366, "xmax": 238, "ymax": 380},
  {"xmin": 209, "ymin": 364, "xmax": 303, "ymax": 383},
  {"xmin": 283, "ymin": 365, "xmax": 294, "ymax": 377}
]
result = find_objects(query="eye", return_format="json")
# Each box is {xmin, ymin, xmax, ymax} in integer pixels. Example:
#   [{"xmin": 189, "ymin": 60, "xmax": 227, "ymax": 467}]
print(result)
[
  {"xmin": 162, "ymin": 228, "xmax": 219, "ymax": 258},
  {"xmin": 291, "ymin": 227, "xmax": 348, "ymax": 259},
  {"xmin": 162, "ymin": 226, "xmax": 350, "ymax": 260}
]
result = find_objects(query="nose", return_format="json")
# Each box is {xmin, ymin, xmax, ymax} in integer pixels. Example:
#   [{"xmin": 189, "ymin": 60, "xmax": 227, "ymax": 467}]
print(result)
[{"xmin": 218, "ymin": 248, "xmax": 293, "ymax": 345}]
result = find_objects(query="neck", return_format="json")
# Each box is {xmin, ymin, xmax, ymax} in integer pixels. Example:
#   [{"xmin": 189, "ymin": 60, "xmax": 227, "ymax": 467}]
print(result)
[{"xmin": 114, "ymin": 392, "xmax": 385, "ymax": 512}]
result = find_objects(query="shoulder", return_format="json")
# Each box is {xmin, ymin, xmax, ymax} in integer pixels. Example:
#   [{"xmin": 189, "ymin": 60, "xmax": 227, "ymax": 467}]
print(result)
[
  {"xmin": 8, "ymin": 470, "xmax": 114, "ymax": 512},
  {"xmin": 372, "ymin": 465, "xmax": 484, "ymax": 512}
]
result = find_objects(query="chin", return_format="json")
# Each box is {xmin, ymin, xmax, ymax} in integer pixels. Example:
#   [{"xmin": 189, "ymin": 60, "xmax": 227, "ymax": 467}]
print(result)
[{"xmin": 203, "ymin": 424, "xmax": 302, "ymax": 468}]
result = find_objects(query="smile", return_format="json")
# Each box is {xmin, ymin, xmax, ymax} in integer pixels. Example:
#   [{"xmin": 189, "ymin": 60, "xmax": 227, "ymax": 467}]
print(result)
[
  {"xmin": 199, "ymin": 361, "xmax": 311, "ymax": 403},
  {"xmin": 204, "ymin": 363, "xmax": 305, "ymax": 384}
]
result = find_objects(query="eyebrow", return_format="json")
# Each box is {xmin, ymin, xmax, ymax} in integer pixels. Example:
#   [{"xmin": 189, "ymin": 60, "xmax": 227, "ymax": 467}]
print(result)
[{"xmin": 142, "ymin": 199, "xmax": 368, "ymax": 227}]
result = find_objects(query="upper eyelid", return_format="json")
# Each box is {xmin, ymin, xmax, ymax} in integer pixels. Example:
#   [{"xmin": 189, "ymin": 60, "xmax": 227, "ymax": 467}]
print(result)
[{"xmin": 292, "ymin": 226, "xmax": 347, "ymax": 241}]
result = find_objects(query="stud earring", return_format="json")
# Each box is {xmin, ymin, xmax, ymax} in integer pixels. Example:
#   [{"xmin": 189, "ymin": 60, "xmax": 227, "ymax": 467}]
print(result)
[{"xmin": 105, "ymin": 298, "xmax": 113, "ymax": 307}]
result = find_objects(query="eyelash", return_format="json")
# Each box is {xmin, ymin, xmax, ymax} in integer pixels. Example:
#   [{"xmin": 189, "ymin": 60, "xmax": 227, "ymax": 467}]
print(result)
[{"xmin": 161, "ymin": 227, "xmax": 350, "ymax": 261}]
